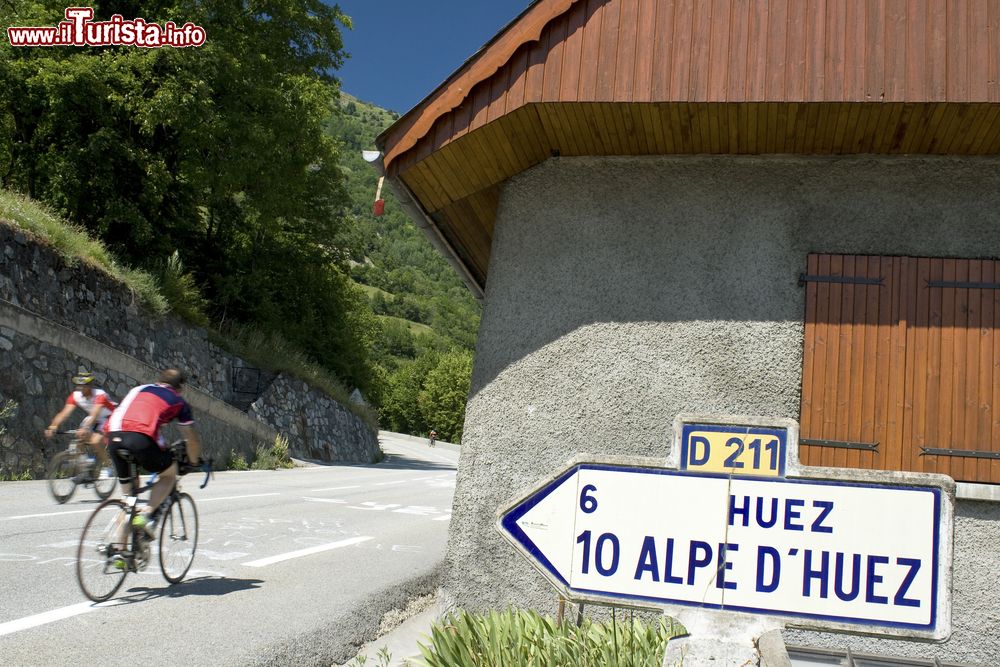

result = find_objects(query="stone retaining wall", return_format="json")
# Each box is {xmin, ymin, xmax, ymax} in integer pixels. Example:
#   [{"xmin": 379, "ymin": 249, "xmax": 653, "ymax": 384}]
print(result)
[
  {"xmin": 0, "ymin": 222, "xmax": 379, "ymax": 475},
  {"xmin": 0, "ymin": 223, "xmax": 274, "ymax": 405},
  {"xmin": 250, "ymin": 374, "xmax": 379, "ymax": 464},
  {"xmin": 0, "ymin": 327, "xmax": 278, "ymax": 474}
]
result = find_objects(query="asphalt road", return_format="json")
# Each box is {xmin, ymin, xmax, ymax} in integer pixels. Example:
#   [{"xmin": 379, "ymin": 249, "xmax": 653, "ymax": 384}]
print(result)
[{"xmin": 0, "ymin": 433, "xmax": 458, "ymax": 667}]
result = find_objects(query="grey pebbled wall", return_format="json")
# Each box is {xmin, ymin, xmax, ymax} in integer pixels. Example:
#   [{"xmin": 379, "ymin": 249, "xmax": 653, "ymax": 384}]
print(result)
[{"xmin": 446, "ymin": 156, "xmax": 1000, "ymax": 664}]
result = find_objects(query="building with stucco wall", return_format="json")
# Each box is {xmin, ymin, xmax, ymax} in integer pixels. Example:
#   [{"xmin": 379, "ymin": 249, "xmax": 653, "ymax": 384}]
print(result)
[{"xmin": 377, "ymin": 1, "xmax": 1000, "ymax": 664}]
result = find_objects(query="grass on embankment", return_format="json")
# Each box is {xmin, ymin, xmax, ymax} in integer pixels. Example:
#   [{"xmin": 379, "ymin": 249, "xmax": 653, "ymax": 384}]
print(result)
[
  {"xmin": 0, "ymin": 190, "xmax": 168, "ymax": 314},
  {"xmin": 0, "ymin": 189, "xmax": 377, "ymax": 431}
]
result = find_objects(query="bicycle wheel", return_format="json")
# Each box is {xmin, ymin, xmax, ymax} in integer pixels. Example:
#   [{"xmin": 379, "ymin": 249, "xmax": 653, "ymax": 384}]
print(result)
[
  {"xmin": 76, "ymin": 499, "xmax": 129, "ymax": 602},
  {"xmin": 92, "ymin": 465, "xmax": 117, "ymax": 500},
  {"xmin": 159, "ymin": 492, "xmax": 198, "ymax": 583},
  {"xmin": 47, "ymin": 451, "xmax": 77, "ymax": 504}
]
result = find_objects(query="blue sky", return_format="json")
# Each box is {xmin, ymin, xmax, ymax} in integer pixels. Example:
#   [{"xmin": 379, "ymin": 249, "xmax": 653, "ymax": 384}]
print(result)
[{"xmin": 333, "ymin": 1, "xmax": 530, "ymax": 114}]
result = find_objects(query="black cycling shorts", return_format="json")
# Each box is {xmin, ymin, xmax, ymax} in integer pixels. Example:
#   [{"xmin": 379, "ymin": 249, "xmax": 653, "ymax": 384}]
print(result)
[{"xmin": 107, "ymin": 431, "xmax": 173, "ymax": 481}]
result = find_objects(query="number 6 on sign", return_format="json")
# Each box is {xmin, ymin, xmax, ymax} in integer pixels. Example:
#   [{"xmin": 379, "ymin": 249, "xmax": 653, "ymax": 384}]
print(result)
[
  {"xmin": 679, "ymin": 423, "xmax": 787, "ymax": 477},
  {"xmin": 580, "ymin": 484, "xmax": 598, "ymax": 513}
]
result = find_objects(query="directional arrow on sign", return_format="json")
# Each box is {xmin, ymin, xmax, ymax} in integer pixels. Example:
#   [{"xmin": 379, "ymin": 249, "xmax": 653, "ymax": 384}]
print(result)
[{"xmin": 498, "ymin": 459, "xmax": 952, "ymax": 640}]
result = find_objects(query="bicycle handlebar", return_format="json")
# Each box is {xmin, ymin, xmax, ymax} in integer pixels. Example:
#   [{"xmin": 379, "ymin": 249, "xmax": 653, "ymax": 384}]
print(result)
[
  {"xmin": 198, "ymin": 459, "xmax": 214, "ymax": 489},
  {"xmin": 166, "ymin": 440, "xmax": 214, "ymax": 489},
  {"xmin": 179, "ymin": 457, "xmax": 214, "ymax": 489}
]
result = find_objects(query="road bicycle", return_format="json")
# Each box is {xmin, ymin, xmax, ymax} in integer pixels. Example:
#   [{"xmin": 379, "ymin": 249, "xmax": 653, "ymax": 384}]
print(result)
[
  {"xmin": 75, "ymin": 441, "xmax": 212, "ymax": 602},
  {"xmin": 46, "ymin": 430, "xmax": 117, "ymax": 503}
]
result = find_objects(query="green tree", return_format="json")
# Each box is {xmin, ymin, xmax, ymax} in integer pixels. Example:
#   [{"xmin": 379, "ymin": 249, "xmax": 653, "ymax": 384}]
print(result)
[
  {"xmin": 418, "ymin": 349, "xmax": 473, "ymax": 443},
  {"xmin": 373, "ymin": 317, "xmax": 417, "ymax": 363},
  {"xmin": 0, "ymin": 1, "xmax": 385, "ymax": 393},
  {"xmin": 326, "ymin": 93, "xmax": 484, "ymax": 423},
  {"xmin": 379, "ymin": 351, "xmax": 439, "ymax": 436}
]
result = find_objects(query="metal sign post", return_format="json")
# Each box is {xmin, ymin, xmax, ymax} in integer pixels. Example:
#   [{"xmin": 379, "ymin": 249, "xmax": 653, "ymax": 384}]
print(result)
[{"xmin": 497, "ymin": 414, "xmax": 954, "ymax": 666}]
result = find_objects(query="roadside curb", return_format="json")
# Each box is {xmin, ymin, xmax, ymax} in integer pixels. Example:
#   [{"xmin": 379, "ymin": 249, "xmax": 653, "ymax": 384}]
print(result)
[
  {"xmin": 248, "ymin": 569, "xmax": 441, "ymax": 667},
  {"xmin": 341, "ymin": 598, "xmax": 439, "ymax": 666}
]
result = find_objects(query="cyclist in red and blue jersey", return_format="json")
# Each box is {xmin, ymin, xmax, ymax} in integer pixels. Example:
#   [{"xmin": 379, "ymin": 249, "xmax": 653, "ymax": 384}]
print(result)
[
  {"xmin": 106, "ymin": 369, "xmax": 202, "ymax": 533},
  {"xmin": 44, "ymin": 370, "xmax": 117, "ymax": 476}
]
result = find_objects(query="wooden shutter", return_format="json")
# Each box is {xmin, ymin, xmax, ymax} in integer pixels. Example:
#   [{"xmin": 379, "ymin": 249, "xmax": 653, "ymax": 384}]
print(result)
[{"xmin": 800, "ymin": 254, "xmax": 1000, "ymax": 484}]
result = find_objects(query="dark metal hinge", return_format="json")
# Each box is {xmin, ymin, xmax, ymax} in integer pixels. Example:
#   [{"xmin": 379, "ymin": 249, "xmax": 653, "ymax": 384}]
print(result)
[
  {"xmin": 798, "ymin": 274, "xmax": 884, "ymax": 287},
  {"xmin": 920, "ymin": 447, "xmax": 1000, "ymax": 460},
  {"xmin": 800, "ymin": 439, "xmax": 879, "ymax": 452},
  {"xmin": 926, "ymin": 280, "xmax": 1000, "ymax": 290}
]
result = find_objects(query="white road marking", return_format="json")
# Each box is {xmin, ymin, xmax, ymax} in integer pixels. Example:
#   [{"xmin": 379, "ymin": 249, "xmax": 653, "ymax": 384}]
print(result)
[
  {"xmin": 433, "ymin": 514, "xmax": 452, "ymax": 521},
  {"xmin": 393, "ymin": 506, "xmax": 441, "ymax": 516},
  {"xmin": 200, "ymin": 550, "xmax": 249, "ymax": 561},
  {"xmin": 3, "ymin": 509, "xmax": 93, "ymax": 520},
  {"xmin": 39, "ymin": 541, "xmax": 81, "ymax": 549},
  {"xmin": 348, "ymin": 502, "xmax": 401, "ymax": 511},
  {"xmin": 242, "ymin": 536, "xmax": 373, "ymax": 567},
  {"xmin": 0, "ymin": 600, "xmax": 122, "ymax": 637},
  {"xmin": 375, "ymin": 480, "xmax": 406, "ymax": 486},
  {"xmin": 303, "ymin": 497, "xmax": 347, "ymax": 504},
  {"xmin": 307, "ymin": 485, "xmax": 360, "ymax": 492},
  {"xmin": 199, "ymin": 493, "xmax": 281, "ymax": 503}
]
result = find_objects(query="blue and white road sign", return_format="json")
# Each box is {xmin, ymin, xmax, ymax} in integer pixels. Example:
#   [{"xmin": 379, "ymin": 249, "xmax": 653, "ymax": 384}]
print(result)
[{"xmin": 498, "ymin": 460, "xmax": 952, "ymax": 640}]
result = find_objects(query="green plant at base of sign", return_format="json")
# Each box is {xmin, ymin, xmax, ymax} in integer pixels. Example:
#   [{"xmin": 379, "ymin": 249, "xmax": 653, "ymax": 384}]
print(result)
[{"xmin": 417, "ymin": 608, "xmax": 680, "ymax": 667}]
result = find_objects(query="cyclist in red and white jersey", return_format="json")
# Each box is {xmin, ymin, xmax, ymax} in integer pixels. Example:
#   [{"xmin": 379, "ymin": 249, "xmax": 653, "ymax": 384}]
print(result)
[
  {"xmin": 44, "ymin": 370, "xmax": 116, "ymax": 475},
  {"xmin": 106, "ymin": 368, "xmax": 202, "ymax": 534}
]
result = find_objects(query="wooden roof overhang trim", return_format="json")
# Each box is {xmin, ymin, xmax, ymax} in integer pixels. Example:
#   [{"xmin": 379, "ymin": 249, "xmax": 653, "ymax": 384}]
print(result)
[{"xmin": 376, "ymin": 0, "xmax": 1000, "ymax": 297}]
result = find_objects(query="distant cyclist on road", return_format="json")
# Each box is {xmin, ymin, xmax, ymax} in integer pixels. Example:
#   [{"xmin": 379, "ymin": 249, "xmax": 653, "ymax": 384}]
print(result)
[
  {"xmin": 106, "ymin": 369, "xmax": 202, "ymax": 536},
  {"xmin": 429, "ymin": 429, "xmax": 438, "ymax": 447},
  {"xmin": 44, "ymin": 369, "xmax": 116, "ymax": 477}
]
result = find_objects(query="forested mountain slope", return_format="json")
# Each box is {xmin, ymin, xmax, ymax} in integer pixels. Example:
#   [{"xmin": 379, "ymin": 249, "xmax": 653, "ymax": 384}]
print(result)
[{"xmin": 328, "ymin": 93, "xmax": 481, "ymax": 442}]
